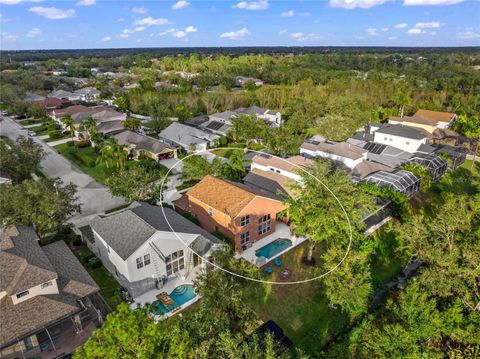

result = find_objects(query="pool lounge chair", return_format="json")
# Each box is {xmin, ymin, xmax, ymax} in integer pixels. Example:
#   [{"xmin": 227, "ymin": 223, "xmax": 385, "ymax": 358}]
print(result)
[{"xmin": 274, "ymin": 258, "xmax": 282, "ymax": 267}]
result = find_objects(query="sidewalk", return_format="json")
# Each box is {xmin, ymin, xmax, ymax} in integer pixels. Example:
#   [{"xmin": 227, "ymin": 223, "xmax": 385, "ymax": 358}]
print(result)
[{"xmin": 48, "ymin": 137, "xmax": 75, "ymax": 147}]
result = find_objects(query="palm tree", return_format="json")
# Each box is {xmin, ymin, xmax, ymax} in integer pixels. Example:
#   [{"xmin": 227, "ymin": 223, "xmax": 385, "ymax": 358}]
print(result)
[
  {"xmin": 62, "ymin": 115, "xmax": 76, "ymax": 145},
  {"xmin": 96, "ymin": 138, "xmax": 127, "ymax": 172},
  {"xmin": 123, "ymin": 118, "xmax": 142, "ymax": 132},
  {"xmin": 80, "ymin": 117, "xmax": 101, "ymax": 147},
  {"xmin": 394, "ymin": 90, "xmax": 411, "ymax": 118}
]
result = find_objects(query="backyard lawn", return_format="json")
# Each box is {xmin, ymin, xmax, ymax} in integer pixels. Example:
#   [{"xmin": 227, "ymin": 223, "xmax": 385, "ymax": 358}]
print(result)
[{"xmin": 244, "ymin": 229, "xmax": 407, "ymax": 356}]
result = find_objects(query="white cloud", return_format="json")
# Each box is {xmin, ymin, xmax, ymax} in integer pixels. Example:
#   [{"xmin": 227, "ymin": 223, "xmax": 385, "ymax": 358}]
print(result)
[
  {"xmin": 404, "ymin": 0, "xmax": 464, "ymax": 5},
  {"xmin": 407, "ymin": 28, "xmax": 423, "ymax": 34},
  {"xmin": 134, "ymin": 17, "xmax": 170, "ymax": 26},
  {"xmin": 131, "ymin": 6, "xmax": 147, "ymax": 14},
  {"xmin": 278, "ymin": 29, "xmax": 287, "ymax": 35},
  {"xmin": 233, "ymin": 0, "xmax": 269, "ymax": 10},
  {"xmin": 328, "ymin": 0, "xmax": 390, "ymax": 9},
  {"xmin": 0, "ymin": 14, "xmax": 10, "ymax": 23},
  {"xmin": 220, "ymin": 27, "xmax": 251, "ymax": 40},
  {"xmin": 366, "ymin": 28, "xmax": 378, "ymax": 36},
  {"xmin": 381, "ymin": 27, "xmax": 389, "ymax": 31},
  {"xmin": 395, "ymin": 23, "xmax": 408, "ymax": 28},
  {"xmin": 281, "ymin": 10, "xmax": 295, "ymax": 17},
  {"xmin": 0, "ymin": 0, "xmax": 42, "ymax": 4},
  {"xmin": 101, "ymin": 36, "xmax": 111, "ymax": 42},
  {"xmin": 172, "ymin": 30, "xmax": 188, "ymax": 38},
  {"xmin": 290, "ymin": 32, "xmax": 321, "ymax": 41},
  {"xmin": 159, "ymin": 28, "xmax": 175, "ymax": 36},
  {"xmin": 388, "ymin": 36, "xmax": 398, "ymax": 40},
  {"xmin": 172, "ymin": 0, "xmax": 190, "ymax": 10},
  {"xmin": 414, "ymin": 21, "xmax": 442, "ymax": 28},
  {"xmin": 117, "ymin": 18, "xmax": 125, "ymax": 22},
  {"xmin": 457, "ymin": 30, "xmax": 480, "ymax": 39},
  {"xmin": 26, "ymin": 27, "xmax": 41, "ymax": 37},
  {"xmin": 76, "ymin": 0, "xmax": 95, "ymax": 6},
  {"xmin": 120, "ymin": 26, "xmax": 146, "ymax": 38},
  {"xmin": 0, "ymin": 32, "xmax": 18, "ymax": 42},
  {"xmin": 29, "ymin": 6, "xmax": 75, "ymax": 19},
  {"xmin": 185, "ymin": 26, "xmax": 197, "ymax": 33}
]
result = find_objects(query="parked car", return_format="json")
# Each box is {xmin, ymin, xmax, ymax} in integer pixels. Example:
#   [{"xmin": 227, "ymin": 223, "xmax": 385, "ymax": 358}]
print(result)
[{"xmin": 28, "ymin": 131, "xmax": 36, "ymax": 136}]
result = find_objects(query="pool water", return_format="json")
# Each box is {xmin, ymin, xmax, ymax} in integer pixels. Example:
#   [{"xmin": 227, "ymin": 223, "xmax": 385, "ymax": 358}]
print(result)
[
  {"xmin": 255, "ymin": 238, "xmax": 293, "ymax": 259},
  {"xmin": 150, "ymin": 284, "xmax": 197, "ymax": 315}
]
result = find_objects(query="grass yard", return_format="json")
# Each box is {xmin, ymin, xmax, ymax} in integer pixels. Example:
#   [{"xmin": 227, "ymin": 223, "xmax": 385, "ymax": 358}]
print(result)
[
  {"xmin": 54, "ymin": 142, "xmax": 108, "ymax": 183},
  {"xmin": 244, "ymin": 242, "xmax": 350, "ymax": 356},
  {"xmin": 45, "ymin": 133, "xmax": 71, "ymax": 142},
  {"xmin": 71, "ymin": 244, "xmax": 123, "ymax": 309},
  {"xmin": 243, "ymin": 228, "xmax": 407, "ymax": 356}
]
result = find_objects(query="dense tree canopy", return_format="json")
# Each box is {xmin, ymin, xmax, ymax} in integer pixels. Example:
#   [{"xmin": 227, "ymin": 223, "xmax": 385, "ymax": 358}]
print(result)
[{"xmin": 0, "ymin": 136, "xmax": 45, "ymax": 183}]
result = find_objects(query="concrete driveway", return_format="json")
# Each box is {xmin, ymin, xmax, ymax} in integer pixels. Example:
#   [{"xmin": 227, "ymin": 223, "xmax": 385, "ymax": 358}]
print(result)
[{"xmin": 1, "ymin": 116, "xmax": 126, "ymax": 226}]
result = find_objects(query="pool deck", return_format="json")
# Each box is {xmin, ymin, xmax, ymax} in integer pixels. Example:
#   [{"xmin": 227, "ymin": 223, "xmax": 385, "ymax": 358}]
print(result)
[
  {"xmin": 234, "ymin": 222, "xmax": 307, "ymax": 267},
  {"xmin": 130, "ymin": 266, "xmax": 203, "ymax": 317}
]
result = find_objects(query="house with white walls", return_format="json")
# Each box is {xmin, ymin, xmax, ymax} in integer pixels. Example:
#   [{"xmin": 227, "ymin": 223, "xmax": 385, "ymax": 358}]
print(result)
[
  {"xmin": 300, "ymin": 136, "xmax": 368, "ymax": 170},
  {"xmin": 81, "ymin": 202, "xmax": 221, "ymax": 300},
  {"xmin": 372, "ymin": 124, "xmax": 428, "ymax": 153}
]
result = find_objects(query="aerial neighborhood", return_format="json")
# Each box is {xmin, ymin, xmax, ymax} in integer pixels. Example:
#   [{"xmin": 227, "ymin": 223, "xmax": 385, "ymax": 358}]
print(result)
[{"xmin": 0, "ymin": 48, "xmax": 478, "ymax": 359}]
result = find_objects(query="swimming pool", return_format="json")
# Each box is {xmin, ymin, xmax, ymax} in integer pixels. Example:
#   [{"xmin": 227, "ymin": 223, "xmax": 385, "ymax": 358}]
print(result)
[
  {"xmin": 149, "ymin": 284, "xmax": 197, "ymax": 315},
  {"xmin": 255, "ymin": 238, "xmax": 293, "ymax": 259}
]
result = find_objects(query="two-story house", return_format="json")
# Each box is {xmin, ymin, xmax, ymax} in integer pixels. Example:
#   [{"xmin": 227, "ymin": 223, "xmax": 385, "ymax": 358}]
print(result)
[
  {"xmin": 372, "ymin": 124, "xmax": 428, "ymax": 153},
  {"xmin": 0, "ymin": 226, "xmax": 102, "ymax": 359},
  {"xmin": 81, "ymin": 202, "xmax": 221, "ymax": 299},
  {"xmin": 173, "ymin": 176, "xmax": 287, "ymax": 252}
]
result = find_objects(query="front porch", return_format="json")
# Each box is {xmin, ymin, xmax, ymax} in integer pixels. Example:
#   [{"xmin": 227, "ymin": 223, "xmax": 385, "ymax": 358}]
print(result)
[{"xmin": 234, "ymin": 222, "xmax": 307, "ymax": 267}]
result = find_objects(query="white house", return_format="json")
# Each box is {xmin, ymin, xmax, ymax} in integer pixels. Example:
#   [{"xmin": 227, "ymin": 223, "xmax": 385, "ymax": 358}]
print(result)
[
  {"xmin": 159, "ymin": 122, "xmax": 220, "ymax": 153},
  {"xmin": 74, "ymin": 87, "xmax": 101, "ymax": 102},
  {"xmin": 300, "ymin": 136, "xmax": 368, "ymax": 170},
  {"xmin": 82, "ymin": 202, "xmax": 221, "ymax": 299},
  {"xmin": 235, "ymin": 76, "xmax": 264, "ymax": 87},
  {"xmin": 372, "ymin": 124, "xmax": 427, "ymax": 153},
  {"xmin": 235, "ymin": 106, "xmax": 283, "ymax": 127}
]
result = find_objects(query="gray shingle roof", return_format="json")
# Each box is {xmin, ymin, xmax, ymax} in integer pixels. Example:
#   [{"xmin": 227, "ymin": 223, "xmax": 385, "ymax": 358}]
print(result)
[
  {"xmin": 90, "ymin": 202, "xmax": 219, "ymax": 260},
  {"xmin": 113, "ymin": 130, "xmax": 175, "ymax": 154},
  {"xmin": 374, "ymin": 124, "xmax": 426, "ymax": 140}
]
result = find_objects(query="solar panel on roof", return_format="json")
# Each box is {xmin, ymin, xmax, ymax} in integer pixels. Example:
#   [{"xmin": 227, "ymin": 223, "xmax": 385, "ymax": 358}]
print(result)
[
  {"xmin": 206, "ymin": 121, "xmax": 224, "ymax": 131},
  {"xmin": 363, "ymin": 142, "xmax": 386, "ymax": 155}
]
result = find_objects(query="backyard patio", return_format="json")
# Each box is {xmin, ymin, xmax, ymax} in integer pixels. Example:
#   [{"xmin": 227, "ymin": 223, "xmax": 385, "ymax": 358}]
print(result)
[{"xmin": 234, "ymin": 222, "xmax": 307, "ymax": 267}]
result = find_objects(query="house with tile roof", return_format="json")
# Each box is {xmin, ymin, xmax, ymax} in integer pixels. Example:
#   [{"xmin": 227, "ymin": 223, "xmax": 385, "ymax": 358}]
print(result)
[
  {"xmin": 388, "ymin": 109, "xmax": 457, "ymax": 134},
  {"xmin": 81, "ymin": 202, "xmax": 221, "ymax": 301},
  {"xmin": 112, "ymin": 130, "xmax": 177, "ymax": 161},
  {"xmin": 173, "ymin": 176, "xmax": 288, "ymax": 253},
  {"xmin": 0, "ymin": 226, "xmax": 102, "ymax": 359}
]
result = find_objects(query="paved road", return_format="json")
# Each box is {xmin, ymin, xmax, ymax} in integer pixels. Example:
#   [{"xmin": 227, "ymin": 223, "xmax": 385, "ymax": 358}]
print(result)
[{"xmin": 1, "ymin": 116, "xmax": 126, "ymax": 226}]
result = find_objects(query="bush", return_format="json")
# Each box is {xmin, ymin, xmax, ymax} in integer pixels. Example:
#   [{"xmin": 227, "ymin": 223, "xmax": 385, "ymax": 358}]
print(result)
[
  {"xmin": 67, "ymin": 141, "xmax": 75, "ymax": 147},
  {"xmin": 48, "ymin": 130, "xmax": 63, "ymax": 139},
  {"xmin": 76, "ymin": 140, "xmax": 91, "ymax": 148},
  {"xmin": 88, "ymin": 257, "xmax": 102, "ymax": 269},
  {"xmin": 212, "ymin": 230, "xmax": 234, "ymax": 248},
  {"xmin": 84, "ymin": 157, "xmax": 96, "ymax": 168},
  {"xmin": 82, "ymin": 252, "xmax": 95, "ymax": 263},
  {"xmin": 48, "ymin": 123, "xmax": 60, "ymax": 131},
  {"xmin": 182, "ymin": 212, "xmax": 200, "ymax": 225},
  {"xmin": 73, "ymin": 235, "xmax": 82, "ymax": 246}
]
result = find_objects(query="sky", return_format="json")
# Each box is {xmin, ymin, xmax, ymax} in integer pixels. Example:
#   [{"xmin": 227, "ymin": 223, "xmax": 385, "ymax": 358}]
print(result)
[{"xmin": 0, "ymin": 0, "xmax": 479, "ymax": 50}]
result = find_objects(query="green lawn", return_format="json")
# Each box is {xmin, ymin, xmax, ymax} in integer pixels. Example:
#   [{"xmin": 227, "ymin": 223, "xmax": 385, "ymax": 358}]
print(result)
[
  {"xmin": 71, "ymin": 244, "xmax": 123, "ymax": 309},
  {"xmin": 460, "ymin": 159, "xmax": 479, "ymax": 175},
  {"xmin": 45, "ymin": 133, "xmax": 71, "ymax": 142},
  {"xmin": 54, "ymin": 142, "xmax": 109, "ymax": 183},
  {"xmin": 244, "ymin": 242, "xmax": 350, "ymax": 355}
]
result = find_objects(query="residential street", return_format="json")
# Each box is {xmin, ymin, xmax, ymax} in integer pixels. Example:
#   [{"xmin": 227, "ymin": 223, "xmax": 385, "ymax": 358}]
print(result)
[{"xmin": 0, "ymin": 116, "xmax": 126, "ymax": 226}]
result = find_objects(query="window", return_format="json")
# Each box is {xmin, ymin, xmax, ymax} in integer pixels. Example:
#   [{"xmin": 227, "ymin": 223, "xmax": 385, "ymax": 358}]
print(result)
[
  {"xmin": 16, "ymin": 290, "xmax": 29, "ymax": 299},
  {"xmin": 144, "ymin": 254, "xmax": 151, "ymax": 266},
  {"xmin": 208, "ymin": 207, "xmax": 213, "ymax": 216},
  {"xmin": 24, "ymin": 337, "xmax": 34, "ymax": 351},
  {"xmin": 166, "ymin": 250, "xmax": 185, "ymax": 276},
  {"xmin": 384, "ymin": 137, "xmax": 387, "ymax": 141},
  {"xmin": 389, "ymin": 138, "xmax": 393, "ymax": 142},
  {"xmin": 41, "ymin": 281, "xmax": 53, "ymax": 289},
  {"xmin": 258, "ymin": 214, "xmax": 271, "ymax": 235},
  {"xmin": 136, "ymin": 257, "xmax": 144, "ymax": 269},
  {"xmin": 240, "ymin": 232, "xmax": 250, "ymax": 245},
  {"xmin": 406, "ymin": 141, "xmax": 410, "ymax": 145},
  {"xmin": 240, "ymin": 215, "xmax": 250, "ymax": 227}
]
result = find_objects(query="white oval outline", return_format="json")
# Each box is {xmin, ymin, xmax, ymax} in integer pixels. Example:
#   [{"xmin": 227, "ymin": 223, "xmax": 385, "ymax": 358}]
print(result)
[{"xmin": 159, "ymin": 147, "xmax": 353, "ymax": 285}]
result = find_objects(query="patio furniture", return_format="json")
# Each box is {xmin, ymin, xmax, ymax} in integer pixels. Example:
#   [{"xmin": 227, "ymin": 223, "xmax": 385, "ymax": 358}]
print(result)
[
  {"xmin": 279, "ymin": 269, "xmax": 292, "ymax": 281},
  {"xmin": 156, "ymin": 292, "xmax": 175, "ymax": 307},
  {"xmin": 274, "ymin": 258, "xmax": 282, "ymax": 267},
  {"xmin": 265, "ymin": 266, "xmax": 273, "ymax": 274}
]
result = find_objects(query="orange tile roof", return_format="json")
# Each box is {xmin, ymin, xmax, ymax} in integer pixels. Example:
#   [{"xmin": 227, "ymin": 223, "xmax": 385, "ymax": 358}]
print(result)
[
  {"xmin": 186, "ymin": 175, "xmax": 280, "ymax": 217},
  {"xmin": 414, "ymin": 109, "xmax": 456, "ymax": 123}
]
